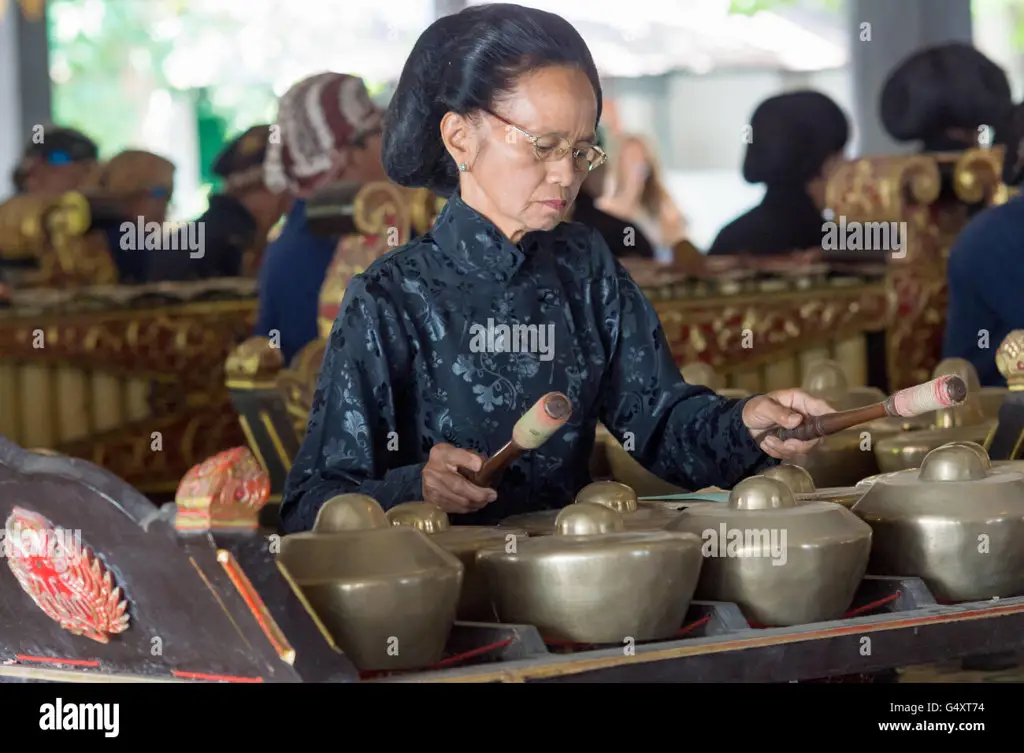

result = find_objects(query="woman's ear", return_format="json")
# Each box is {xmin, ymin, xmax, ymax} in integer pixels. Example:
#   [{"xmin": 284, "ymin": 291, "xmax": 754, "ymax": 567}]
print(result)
[{"xmin": 441, "ymin": 111, "xmax": 478, "ymax": 169}]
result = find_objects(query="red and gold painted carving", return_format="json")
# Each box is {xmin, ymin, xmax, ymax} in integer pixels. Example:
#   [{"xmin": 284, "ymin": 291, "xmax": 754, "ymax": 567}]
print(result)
[
  {"xmin": 175, "ymin": 447, "xmax": 271, "ymax": 531},
  {"xmin": 317, "ymin": 182, "xmax": 413, "ymax": 339},
  {"xmin": 652, "ymin": 283, "xmax": 890, "ymax": 371},
  {"xmin": 0, "ymin": 287, "xmax": 255, "ymax": 493},
  {"xmin": 4, "ymin": 507, "xmax": 129, "ymax": 644}
]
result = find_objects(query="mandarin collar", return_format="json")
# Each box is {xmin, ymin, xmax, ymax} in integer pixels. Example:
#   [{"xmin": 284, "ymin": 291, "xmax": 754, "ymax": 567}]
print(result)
[{"xmin": 429, "ymin": 190, "xmax": 539, "ymax": 283}]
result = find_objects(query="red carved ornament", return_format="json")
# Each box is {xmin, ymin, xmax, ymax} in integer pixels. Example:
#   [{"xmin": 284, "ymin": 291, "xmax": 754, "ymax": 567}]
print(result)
[{"xmin": 4, "ymin": 507, "xmax": 130, "ymax": 644}]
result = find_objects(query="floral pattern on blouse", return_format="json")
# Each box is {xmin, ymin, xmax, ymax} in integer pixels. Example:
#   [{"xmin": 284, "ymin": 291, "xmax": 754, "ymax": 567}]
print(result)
[{"xmin": 279, "ymin": 191, "xmax": 776, "ymax": 532}]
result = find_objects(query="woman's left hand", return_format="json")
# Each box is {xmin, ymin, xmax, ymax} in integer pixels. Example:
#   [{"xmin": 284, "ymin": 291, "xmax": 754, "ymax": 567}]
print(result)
[{"xmin": 742, "ymin": 389, "xmax": 836, "ymax": 459}]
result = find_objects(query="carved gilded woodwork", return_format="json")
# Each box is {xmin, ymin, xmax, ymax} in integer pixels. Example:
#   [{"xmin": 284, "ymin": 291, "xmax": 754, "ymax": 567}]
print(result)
[
  {"xmin": 995, "ymin": 330, "xmax": 1024, "ymax": 392},
  {"xmin": 5, "ymin": 506, "xmax": 130, "ymax": 644},
  {"xmin": 0, "ymin": 279, "xmax": 257, "ymax": 492},
  {"xmin": 0, "ymin": 193, "xmax": 56, "ymax": 260},
  {"xmin": 825, "ymin": 154, "xmax": 942, "ymax": 225},
  {"xmin": 223, "ymin": 335, "xmax": 325, "ymax": 497},
  {"xmin": 174, "ymin": 447, "xmax": 271, "ymax": 532},
  {"xmin": 0, "ymin": 190, "xmax": 122, "ymax": 287},
  {"xmin": 409, "ymin": 188, "xmax": 448, "ymax": 236},
  {"xmin": 0, "ymin": 437, "xmax": 323, "ymax": 681},
  {"xmin": 984, "ymin": 331, "xmax": 1024, "ymax": 461},
  {"xmin": 825, "ymin": 149, "xmax": 1009, "ymax": 390},
  {"xmin": 277, "ymin": 339, "xmax": 327, "ymax": 439},
  {"xmin": 223, "ymin": 336, "xmax": 297, "ymax": 497},
  {"xmin": 317, "ymin": 182, "xmax": 419, "ymax": 339},
  {"xmin": 953, "ymin": 145, "xmax": 1006, "ymax": 206},
  {"xmin": 225, "ymin": 336, "xmax": 285, "ymax": 389},
  {"xmin": 44, "ymin": 192, "xmax": 120, "ymax": 286},
  {"xmin": 648, "ymin": 277, "xmax": 890, "ymax": 391}
]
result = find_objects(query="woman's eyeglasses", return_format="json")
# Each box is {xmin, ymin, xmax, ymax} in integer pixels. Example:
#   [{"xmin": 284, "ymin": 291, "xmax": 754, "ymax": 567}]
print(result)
[{"xmin": 483, "ymin": 110, "xmax": 607, "ymax": 173}]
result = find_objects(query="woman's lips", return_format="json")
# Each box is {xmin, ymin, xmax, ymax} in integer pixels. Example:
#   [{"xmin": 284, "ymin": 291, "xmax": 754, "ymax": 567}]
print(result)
[{"xmin": 540, "ymin": 200, "xmax": 567, "ymax": 210}]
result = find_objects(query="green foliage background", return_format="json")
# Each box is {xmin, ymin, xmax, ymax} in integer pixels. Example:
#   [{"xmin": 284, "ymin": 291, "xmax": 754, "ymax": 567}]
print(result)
[
  {"xmin": 49, "ymin": 0, "xmax": 280, "ymax": 164},
  {"xmin": 49, "ymin": 0, "xmax": 175, "ymax": 158},
  {"xmin": 729, "ymin": 0, "xmax": 843, "ymax": 13}
]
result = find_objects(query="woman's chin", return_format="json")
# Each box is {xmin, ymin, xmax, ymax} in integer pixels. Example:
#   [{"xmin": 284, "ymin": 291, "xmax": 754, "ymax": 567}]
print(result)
[{"xmin": 530, "ymin": 215, "xmax": 564, "ymax": 232}]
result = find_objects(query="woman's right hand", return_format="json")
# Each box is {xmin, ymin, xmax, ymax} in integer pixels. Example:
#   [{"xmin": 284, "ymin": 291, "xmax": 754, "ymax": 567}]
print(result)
[{"xmin": 422, "ymin": 443, "xmax": 498, "ymax": 514}]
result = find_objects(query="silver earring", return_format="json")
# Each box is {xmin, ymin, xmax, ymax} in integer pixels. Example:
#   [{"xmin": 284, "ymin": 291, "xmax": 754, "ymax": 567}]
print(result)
[{"xmin": 458, "ymin": 163, "xmax": 468, "ymax": 172}]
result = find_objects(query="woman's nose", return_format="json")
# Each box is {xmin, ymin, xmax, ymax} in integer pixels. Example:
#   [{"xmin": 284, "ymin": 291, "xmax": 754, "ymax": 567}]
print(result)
[{"xmin": 546, "ymin": 153, "xmax": 576, "ymax": 186}]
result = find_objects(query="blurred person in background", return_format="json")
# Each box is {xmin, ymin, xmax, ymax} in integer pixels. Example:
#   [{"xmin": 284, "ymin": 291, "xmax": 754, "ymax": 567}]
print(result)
[
  {"xmin": 149, "ymin": 124, "xmax": 288, "ymax": 282},
  {"xmin": 569, "ymin": 127, "xmax": 655, "ymax": 259},
  {"xmin": 597, "ymin": 134, "xmax": 686, "ymax": 261},
  {"xmin": 95, "ymin": 149, "xmax": 175, "ymax": 284},
  {"xmin": 880, "ymin": 42, "xmax": 1012, "ymax": 153},
  {"xmin": 8, "ymin": 126, "xmax": 99, "ymax": 197},
  {"xmin": 1, "ymin": 126, "xmax": 99, "ymax": 286},
  {"xmin": 254, "ymin": 72, "xmax": 387, "ymax": 364},
  {"xmin": 708, "ymin": 90, "xmax": 848, "ymax": 257},
  {"xmin": 942, "ymin": 99, "xmax": 1024, "ymax": 387}
]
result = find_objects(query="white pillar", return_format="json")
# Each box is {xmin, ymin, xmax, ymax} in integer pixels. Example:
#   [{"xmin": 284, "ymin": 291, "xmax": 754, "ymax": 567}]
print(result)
[
  {"xmin": 0, "ymin": 10, "xmax": 24, "ymax": 194},
  {"xmin": 434, "ymin": 0, "xmax": 467, "ymax": 19},
  {"xmin": 0, "ymin": 3, "xmax": 51, "ymax": 195}
]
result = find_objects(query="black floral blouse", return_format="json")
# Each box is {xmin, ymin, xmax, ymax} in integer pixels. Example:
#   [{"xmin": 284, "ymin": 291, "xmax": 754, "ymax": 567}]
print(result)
[{"xmin": 279, "ymin": 191, "xmax": 775, "ymax": 532}]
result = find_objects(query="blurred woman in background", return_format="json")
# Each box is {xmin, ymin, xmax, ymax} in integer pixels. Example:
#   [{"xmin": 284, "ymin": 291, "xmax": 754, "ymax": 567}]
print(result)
[
  {"xmin": 569, "ymin": 128, "xmax": 655, "ymax": 259},
  {"xmin": 708, "ymin": 90, "xmax": 848, "ymax": 257},
  {"xmin": 597, "ymin": 134, "xmax": 688, "ymax": 262}
]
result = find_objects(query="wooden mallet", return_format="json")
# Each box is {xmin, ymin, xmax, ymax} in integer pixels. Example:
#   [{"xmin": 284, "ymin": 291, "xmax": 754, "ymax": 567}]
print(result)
[
  {"xmin": 462, "ymin": 392, "xmax": 573, "ymax": 488},
  {"xmin": 755, "ymin": 374, "xmax": 968, "ymax": 444}
]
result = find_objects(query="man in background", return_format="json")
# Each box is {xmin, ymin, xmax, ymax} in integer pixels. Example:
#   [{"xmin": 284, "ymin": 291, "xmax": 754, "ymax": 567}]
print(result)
[
  {"xmin": 9, "ymin": 126, "xmax": 99, "ymax": 197},
  {"xmin": 149, "ymin": 125, "xmax": 289, "ymax": 281},
  {"xmin": 95, "ymin": 149, "xmax": 176, "ymax": 284},
  {"xmin": 0, "ymin": 126, "xmax": 100, "ymax": 289},
  {"xmin": 255, "ymin": 72, "xmax": 388, "ymax": 364}
]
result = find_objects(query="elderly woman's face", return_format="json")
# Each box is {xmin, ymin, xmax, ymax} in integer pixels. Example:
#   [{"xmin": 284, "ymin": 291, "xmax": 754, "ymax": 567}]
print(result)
[{"xmin": 463, "ymin": 65, "xmax": 598, "ymax": 237}]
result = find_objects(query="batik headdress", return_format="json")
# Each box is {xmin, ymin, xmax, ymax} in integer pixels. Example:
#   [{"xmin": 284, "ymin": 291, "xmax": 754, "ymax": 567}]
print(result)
[{"xmin": 264, "ymin": 72, "xmax": 384, "ymax": 199}]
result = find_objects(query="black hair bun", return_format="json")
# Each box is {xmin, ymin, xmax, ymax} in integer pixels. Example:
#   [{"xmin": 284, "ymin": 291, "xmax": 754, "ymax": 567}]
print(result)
[
  {"xmin": 880, "ymin": 43, "xmax": 1011, "ymax": 145},
  {"xmin": 382, "ymin": 3, "xmax": 602, "ymax": 196},
  {"xmin": 742, "ymin": 90, "xmax": 849, "ymax": 187}
]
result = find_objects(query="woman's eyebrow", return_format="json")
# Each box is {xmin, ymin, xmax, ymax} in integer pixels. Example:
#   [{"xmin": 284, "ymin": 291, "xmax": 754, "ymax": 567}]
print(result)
[
  {"xmin": 555, "ymin": 132, "xmax": 596, "ymax": 144},
  {"xmin": 537, "ymin": 128, "xmax": 596, "ymax": 143}
]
